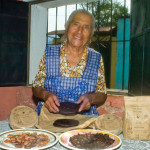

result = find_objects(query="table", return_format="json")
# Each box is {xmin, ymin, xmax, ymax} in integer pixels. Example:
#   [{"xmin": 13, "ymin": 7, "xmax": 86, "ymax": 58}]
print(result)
[{"xmin": 1, "ymin": 120, "xmax": 150, "ymax": 150}]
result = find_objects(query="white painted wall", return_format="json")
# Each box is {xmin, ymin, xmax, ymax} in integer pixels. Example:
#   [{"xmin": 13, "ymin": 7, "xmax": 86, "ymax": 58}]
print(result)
[{"xmin": 29, "ymin": 5, "xmax": 47, "ymax": 84}]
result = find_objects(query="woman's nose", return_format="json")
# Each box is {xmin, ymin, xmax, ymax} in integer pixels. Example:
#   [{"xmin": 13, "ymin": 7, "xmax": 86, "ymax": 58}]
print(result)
[{"xmin": 77, "ymin": 26, "xmax": 83, "ymax": 33}]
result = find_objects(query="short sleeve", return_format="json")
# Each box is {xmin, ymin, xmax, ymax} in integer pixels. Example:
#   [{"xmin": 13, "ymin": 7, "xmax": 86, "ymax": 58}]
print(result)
[
  {"xmin": 95, "ymin": 56, "xmax": 107, "ymax": 93},
  {"xmin": 32, "ymin": 54, "xmax": 46, "ymax": 88}
]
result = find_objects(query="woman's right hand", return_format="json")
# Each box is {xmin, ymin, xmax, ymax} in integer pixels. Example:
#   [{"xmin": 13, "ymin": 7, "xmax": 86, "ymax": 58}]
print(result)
[
  {"xmin": 32, "ymin": 87, "xmax": 60, "ymax": 113},
  {"xmin": 44, "ymin": 91, "xmax": 60, "ymax": 113}
]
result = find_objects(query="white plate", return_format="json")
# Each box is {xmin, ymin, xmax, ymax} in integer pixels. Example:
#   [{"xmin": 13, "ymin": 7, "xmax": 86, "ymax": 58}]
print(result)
[
  {"xmin": 59, "ymin": 129, "xmax": 122, "ymax": 150},
  {"xmin": 0, "ymin": 129, "xmax": 58, "ymax": 150}
]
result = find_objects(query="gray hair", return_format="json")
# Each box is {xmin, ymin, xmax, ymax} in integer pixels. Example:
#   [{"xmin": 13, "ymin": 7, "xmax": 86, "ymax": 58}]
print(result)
[{"xmin": 62, "ymin": 9, "xmax": 95, "ymax": 42}]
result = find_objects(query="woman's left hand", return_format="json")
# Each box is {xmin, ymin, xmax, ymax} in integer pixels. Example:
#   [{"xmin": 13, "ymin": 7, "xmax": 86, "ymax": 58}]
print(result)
[{"xmin": 76, "ymin": 94, "xmax": 92, "ymax": 112}]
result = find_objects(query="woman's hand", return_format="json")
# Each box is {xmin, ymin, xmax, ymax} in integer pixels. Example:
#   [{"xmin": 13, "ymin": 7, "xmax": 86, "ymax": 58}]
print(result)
[
  {"xmin": 32, "ymin": 87, "xmax": 60, "ymax": 113},
  {"xmin": 76, "ymin": 94, "xmax": 92, "ymax": 112},
  {"xmin": 44, "ymin": 91, "xmax": 60, "ymax": 113},
  {"xmin": 76, "ymin": 92, "xmax": 107, "ymax": 112}
]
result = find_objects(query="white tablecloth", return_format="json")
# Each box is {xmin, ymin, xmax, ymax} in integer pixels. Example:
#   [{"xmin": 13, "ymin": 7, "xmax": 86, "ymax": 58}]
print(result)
[{"xmin": 0, "ymin": 120, "xmax": 150, "ymax": 150}]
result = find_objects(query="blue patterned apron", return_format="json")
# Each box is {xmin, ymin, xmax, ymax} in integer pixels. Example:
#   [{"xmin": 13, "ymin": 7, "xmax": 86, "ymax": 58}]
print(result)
[{"xmin": 36, "ymin": 45, "xmax": 101, "ymax": 116}]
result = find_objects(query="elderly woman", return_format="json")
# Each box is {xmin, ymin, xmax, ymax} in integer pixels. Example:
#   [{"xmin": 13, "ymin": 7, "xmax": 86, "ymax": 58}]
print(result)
[{"xmin": 32, "ymin": 9, "xmax": 107, "ymax": 116}]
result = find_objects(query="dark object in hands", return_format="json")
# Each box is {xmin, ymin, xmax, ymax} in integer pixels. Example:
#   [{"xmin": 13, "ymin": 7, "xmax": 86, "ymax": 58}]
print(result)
[
  {"xmin": 58, "ymin": 102, "xmax": 80, "ymax": 115},
  {"xmin": 70, "ymin": 133, "xmax": 115, "ymax": 149},
  {"xmin": 53, "ymin": 119, "xmax": 79, "ymax": 128}
]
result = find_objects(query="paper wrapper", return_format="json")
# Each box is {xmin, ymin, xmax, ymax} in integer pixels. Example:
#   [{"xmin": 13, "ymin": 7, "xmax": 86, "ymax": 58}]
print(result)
[
  {"xmin": 9, "ymin": 105, "xmax": 38, "ymax": 129},
  {"xmin": 95, "ymin": 114, "xmax": 123, "ymax": 135},
  {"xmin": 123, "ymin": 96, "xmax": 150, "ymax": 140},
  {"xmin": 36, "ymin": 105, "xmax": 96, "ymax": 133}
]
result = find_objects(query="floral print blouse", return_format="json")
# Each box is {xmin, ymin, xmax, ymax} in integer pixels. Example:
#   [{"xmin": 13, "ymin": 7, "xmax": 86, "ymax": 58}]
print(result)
[{"xmin": 33, "ymin": 43, "xmax": 106, "ymax": 93}]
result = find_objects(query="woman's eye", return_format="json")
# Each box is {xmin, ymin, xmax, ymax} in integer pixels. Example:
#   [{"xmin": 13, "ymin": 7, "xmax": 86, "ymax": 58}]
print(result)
[{"xmin": 84, "ymin": 25, "xmax": 90, "ymax": 30}]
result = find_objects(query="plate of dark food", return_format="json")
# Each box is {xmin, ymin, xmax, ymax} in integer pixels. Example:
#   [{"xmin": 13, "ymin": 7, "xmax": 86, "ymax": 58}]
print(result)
[
  {"xmin": 58, "ymin": 102, "xmax": 80, "ymax": 115},
  {"xmin": 59, "ymin": 129, "xmax": 122, "ymax": 150},
  {"xmin": 0, "ymin": 129, "xmax": 58, "ymax": 150}
]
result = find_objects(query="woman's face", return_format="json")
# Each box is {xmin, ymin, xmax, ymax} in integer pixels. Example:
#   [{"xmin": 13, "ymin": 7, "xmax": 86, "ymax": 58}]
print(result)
[{"xmin": 66, "ymin": 12, "xmax": 92, "ymax": 49}]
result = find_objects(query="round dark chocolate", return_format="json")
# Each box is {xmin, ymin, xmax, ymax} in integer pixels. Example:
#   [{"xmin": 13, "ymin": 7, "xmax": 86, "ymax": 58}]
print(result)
[
  {"xmin": 58, "ymin": 102, "xmax": 80, "ymax": 115},
  {"xmin": 53, "ymin": 119, "xmax": 79, "ymax": 128}
]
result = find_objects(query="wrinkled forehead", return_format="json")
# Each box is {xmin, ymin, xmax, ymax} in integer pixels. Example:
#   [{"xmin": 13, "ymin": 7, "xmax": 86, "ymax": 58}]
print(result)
[{"xmin": 71, "ymin": 12, "xmax": 93, "ymax": 25}]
